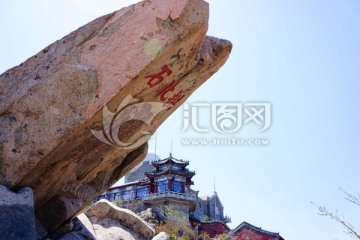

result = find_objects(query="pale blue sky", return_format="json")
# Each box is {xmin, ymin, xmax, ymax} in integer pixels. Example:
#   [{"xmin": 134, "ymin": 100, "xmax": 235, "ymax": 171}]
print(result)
[{"xmin": 1, "ymin": 1, "xmax": 359, "ymax": 239}]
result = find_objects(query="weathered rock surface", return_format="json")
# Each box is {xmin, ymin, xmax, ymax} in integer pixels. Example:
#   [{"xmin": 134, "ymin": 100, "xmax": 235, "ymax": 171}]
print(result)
[
  {"xmin": 56, "ymin": 201, "xmax": 154, "ymax": 240},
  {"xmin": 0, "ymin": 186, "xmax": 35, "ymax": 240},
  {"xmin": 0, "ymin": 0, "xmax": 232, "ymax": 233},
  {"xmin": 152, "ymin": 232, "xmax": 170, "ymax": 240},
  {"xmin": 138, "ymin": 208, "xmax": 158, "ymax": 229},
  {"xmin": 55, "ymin": 202, "xmax": 174, "ymax": 240},
  {"xmin": 58, "ymin": 214, "xmax": 96, "ymax": 240},
  {"xmin": 86, "ymin": 200, "xmax": 155, "ymax": 239},
  {"xmin": 91, "ymin": 217, "xmax": 144, "ymax": 240}
]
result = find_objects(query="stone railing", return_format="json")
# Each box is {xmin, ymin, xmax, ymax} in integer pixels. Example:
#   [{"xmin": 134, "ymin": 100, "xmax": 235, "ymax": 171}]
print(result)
[{"xmin": 142, "ymin": 191, "xmax": 197, "ymax": 203}]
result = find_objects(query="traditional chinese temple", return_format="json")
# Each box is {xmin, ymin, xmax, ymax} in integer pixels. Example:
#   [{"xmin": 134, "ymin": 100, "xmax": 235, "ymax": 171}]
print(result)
[{"xmin": 99, "ymin": 152, "xmax": 284, "ymax": 239}]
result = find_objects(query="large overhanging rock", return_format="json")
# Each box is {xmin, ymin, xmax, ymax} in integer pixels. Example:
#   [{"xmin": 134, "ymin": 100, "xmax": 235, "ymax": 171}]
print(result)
[{"xmin": 0, "ymin": 0, "xmax": 231, "ymax": 232}]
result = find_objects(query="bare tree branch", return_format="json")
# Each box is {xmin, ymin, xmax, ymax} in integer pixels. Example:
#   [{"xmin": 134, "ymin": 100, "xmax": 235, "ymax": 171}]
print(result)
[
  {"xmin": 312, "ymin": 188, "xmax": 360, "ymax": 239},
  {"xmin": 340, "ymin": 188, "xmax": 360, "ymax": 207}
]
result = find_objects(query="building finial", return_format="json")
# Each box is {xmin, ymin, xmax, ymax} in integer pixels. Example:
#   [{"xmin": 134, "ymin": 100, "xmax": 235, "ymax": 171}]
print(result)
[
  {"xmin": 214, "ymin": 176, "xmax": 216, "ymax": 193},
  {"xmin": 154, "ymin": 131, "xmax": 158, "ymax": 161},
  {"xmin": 170, "ymin": 140, "xmax": 173, "ymax": 156}
]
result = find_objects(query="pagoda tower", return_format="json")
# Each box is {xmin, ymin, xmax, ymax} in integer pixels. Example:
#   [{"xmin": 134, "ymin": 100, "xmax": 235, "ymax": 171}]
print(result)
[{"xmin": 142, "ymin": 154, "xmax": 198, "ymax": 219}]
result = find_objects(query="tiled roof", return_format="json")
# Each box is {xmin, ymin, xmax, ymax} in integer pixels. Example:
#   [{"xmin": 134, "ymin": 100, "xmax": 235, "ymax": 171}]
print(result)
[
  {"xmin": 145, "ymin": 168, "xmax": 195, "ymax": 177},
  {"xmin": 190, "ymin": 217, "xmax": 231, "ymax": 231},
  {"xmin": 230, "ymin": 221, "xmax": 284, "ymax": 240},
  {"xmin": 151, "ymin": 153, "xmax": 189, "ymax": 166}
]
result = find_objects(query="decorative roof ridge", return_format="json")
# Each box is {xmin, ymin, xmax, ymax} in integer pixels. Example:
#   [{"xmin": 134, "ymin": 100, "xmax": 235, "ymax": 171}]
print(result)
[
  {"xmin": 230, "ymin": 221, "xmax": 283, "ymax": 238},
  {"xmin": 151, "ymin": 153, "xmax": 189, "ymax": 165},
  {"xmin": 145, "ymin": 168, "xmax": 195, "ymax": 176}
]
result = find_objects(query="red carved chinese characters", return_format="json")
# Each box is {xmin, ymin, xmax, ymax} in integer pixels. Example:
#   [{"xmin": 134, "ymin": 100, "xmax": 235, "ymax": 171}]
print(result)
[
  {"xmin": 164, "ymin": 91, "xmax": 184, "ymax": 107},
  {"xmin": 145, "ymin": 65, "xmax": 172, "ymax": 88},
  {"xmin": 156, "ymin": 80, "xmax": 180, "ymax": 101},
  {"xmin": 145, "ymin": 65, "xmax": 185, "ymax": 107}
]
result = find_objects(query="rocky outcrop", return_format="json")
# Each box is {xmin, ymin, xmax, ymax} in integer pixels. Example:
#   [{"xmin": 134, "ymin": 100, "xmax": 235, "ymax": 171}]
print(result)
[
  {"xmin": 56, "ymin": 200, "xmax": 155, "ymax": 240},
  {"xmin": 86, "ymin": 200, "xmax": 155, "ymax": 239},
  {"xmin": 0, "ymin": 0, "xmax": 231, "ymax": 233},
  {"xmin": 58, "ymin": 214, "xmax": 96, "ymax": 240},
  {"xmin": 91, "ymin": 217, "xmax": 144, "ymax": 240},
  {"xmin": 152, "ymin": 232, "xmax": 170, "ymax": 240},
  {"xmin": 0, "ymin": 186, "xmax": 35, "ymax": 240}
]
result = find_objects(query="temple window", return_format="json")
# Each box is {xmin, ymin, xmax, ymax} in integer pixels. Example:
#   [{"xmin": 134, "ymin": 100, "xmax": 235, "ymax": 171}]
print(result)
[
  {"xmin": 172, "ymin": 181, "xmax": 182, "ymax": 193},
  {"xmin": 123, "ymin": 189, "xmax": 135, "ymax": 201},
  {"xmin": 115, "ymin": 192, "xmax": 122, "ymax": 200},
  {"xmin": 157, "ymin": 180, "xmax": 168, "ymax": 192},
  {"xmin": 137, "ymin": 187, "xmax": 149, "ymax": 198},
  {"xmin": 109, "ymin": 194, "xmax": 115, "ymax": 201}
]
